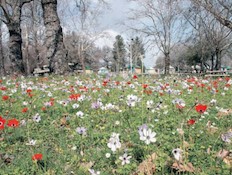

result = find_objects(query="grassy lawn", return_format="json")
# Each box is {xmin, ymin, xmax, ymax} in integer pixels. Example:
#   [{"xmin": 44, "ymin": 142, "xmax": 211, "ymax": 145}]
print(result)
[{"xmin": 0, "ymin": 74, "xmax": 231, "ymax": 175}]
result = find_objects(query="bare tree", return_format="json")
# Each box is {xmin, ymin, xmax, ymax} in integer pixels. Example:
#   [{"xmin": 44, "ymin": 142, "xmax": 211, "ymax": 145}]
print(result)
[
  {"xmin": 59, "ymin": 0, "xmax": 109, "ymax": 73},
  {"xmin": 41, "ymin": 0, "xmax": 70, "ymax": 74},
  {"xmin": 0, "ymin": 0, "xmax": 33, "ymax": 74},
  {"xmin": 100, "ymin": 46, "xmax": 113, "ymax": 69},
  {"xmin": 190, "ymin": 0, "xmax": 232, "ymax": 30},
  {"xmin": 21, "ymin": 0, "xmax": 45, "ymax": 74},
  {"xmin": 184, "ymin": 1, "xmax": 232, "ymax": 70},
  {"xmin": 127, "ymin": 0, "xmax": 183, "ymax": 74}
]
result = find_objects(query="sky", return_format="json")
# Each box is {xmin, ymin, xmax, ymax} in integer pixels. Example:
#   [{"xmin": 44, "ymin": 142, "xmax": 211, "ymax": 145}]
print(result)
[
  {"xmin": 1, "ymin": 0, "xmax": 157, "ymax": 68},
  {"xmin": 93, "ymin": 0, "xmax": 157, "ymax": 68}
]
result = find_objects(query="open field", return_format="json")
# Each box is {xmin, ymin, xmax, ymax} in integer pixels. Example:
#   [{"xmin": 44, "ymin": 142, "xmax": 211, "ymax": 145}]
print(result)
[{"xmin": 0, "ymin": 74, "xmax": 231, "ymax": 175}]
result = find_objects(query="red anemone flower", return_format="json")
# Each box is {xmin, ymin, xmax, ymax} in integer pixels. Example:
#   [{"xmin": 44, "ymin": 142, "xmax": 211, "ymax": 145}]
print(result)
[
  {"xmin": 26, "ymin": 89, "xmax": 32, "ymax": 93},
  {"xmin": 22, "ymin": 107, "xmax": 28, "ymax": 113},
  {"xmin": 7, "ymin": 119, "xmax": 19, "ymax": 128},
  {"xmin": 102, "ymin": 81, "xmax": 108, "ymax": 87},
  {"xmin": 187, "ymin": 119, "xmax": 196, "ymax": 125},
  {"xmin": 0, "ymin": 87, "xmax": 7, "ymax": 91},
  {"xmin": 115, "ymin": 81, "xmax": 120, "ymax": 85},
  {"xmin": 2, "ymin": 95, "xmax": 9, "ymax": 101},
  {"xmin": 0, "ymin": 116, "xmax": 6, "ymax": 130},
  {"xmin": 195, "ymin": 104, "xmax": 207, "ymax": 114},
  {"xmin": 133, "ymin": 75, "xmax": 138, "ymax": 79},
  {"xmin": 142, "ymin": 84, "xmax": 148, "ymax": 89},
  {"xmin": 32, "ymin": 153, "xmax": 43, "ymax": 161},
  {"xmin": 41, "ymin": 106, "xmax": 46, "ymax": 111}
]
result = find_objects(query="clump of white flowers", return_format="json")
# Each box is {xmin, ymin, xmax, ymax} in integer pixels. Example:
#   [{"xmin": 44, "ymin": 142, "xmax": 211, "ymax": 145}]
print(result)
[{"xmin": 107, "ymin": 133, "xmax": 121, "ymax": 152}]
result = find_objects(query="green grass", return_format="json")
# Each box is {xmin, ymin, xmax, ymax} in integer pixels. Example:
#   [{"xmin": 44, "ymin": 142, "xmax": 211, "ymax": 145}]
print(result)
[{"xmin": 0, "ymin": 74, "xmax": 231, "ymax": 174}]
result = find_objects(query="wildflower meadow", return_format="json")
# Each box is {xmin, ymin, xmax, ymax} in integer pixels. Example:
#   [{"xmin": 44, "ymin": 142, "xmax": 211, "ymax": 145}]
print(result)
[{"xmin": 0, "ymin": 74, "xmax": 231, "ymax": 175}]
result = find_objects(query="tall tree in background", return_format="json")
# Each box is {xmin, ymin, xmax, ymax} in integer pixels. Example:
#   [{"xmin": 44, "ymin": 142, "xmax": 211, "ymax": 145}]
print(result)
[
  {"xmin": 0, "ymin": 0, "xmax": 32, "ymax": 74},
  {"xmin": 131, "ymin": 36, "xmax": 145, "ymax": 68},
  {"xmin": 100, "ymin": 46, "xmax": 113, "ymax": 69},
  {"xmin": 112, "ymin": 35, "xmax": 126, "ymax": 72},
  {"xmin": 128, "ymin": 0, "xmax": 183, "ymax": 75},
  {"xmin": 41, "ymin": 0, "xmax": 69, "ymax": 74}
]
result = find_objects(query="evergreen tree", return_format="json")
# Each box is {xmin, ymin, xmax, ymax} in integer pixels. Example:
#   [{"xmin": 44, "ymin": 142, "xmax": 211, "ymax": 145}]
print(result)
[
  {"xmin": 112, "ymin": 35, "xmax": 127, "ymax": 72},
  {"xmin": 131, "ymin": 37, "xmax": 145, "ymax": 68}
]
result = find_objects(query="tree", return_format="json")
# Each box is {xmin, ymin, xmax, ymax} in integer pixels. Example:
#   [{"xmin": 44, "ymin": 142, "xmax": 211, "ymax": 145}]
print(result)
[
  {"xmin": 0, "ymin": 17, "xmax": 5, "ymax": 76},
  {"xmin": 184, "ymin": 1, "xmax": 232, "ymax": 70},
  {"xmin": 127, "ymin": 0, "xmax": 183, "ymax": 75},
  {"xmin": 21, "ymin": 0, "xmax": 45, "ymax": 74},
  {"xmin": 41, "ymin": 0, "xmax": 70, "ymax": 74},
  {"xmin": 131, "ymin": 36, "xmax": 145, "ymax": 68},
  {"xmin": 190, "ymin": 0, "xmax": 232, "ymax": 30},
  {"xmin": 59, "ymin": 0, "xmax": 109, "ymax": 73},
  {"xmin": 112, "ymin": 35, "xmax": 127, "ymax": 72},
  {"xmin": 0, "ymin": 0, "xmax": 33, "ymax": 74},
  {"xmin": 99, "ymin": 46, "xmax": 113, "ymax": 69}
]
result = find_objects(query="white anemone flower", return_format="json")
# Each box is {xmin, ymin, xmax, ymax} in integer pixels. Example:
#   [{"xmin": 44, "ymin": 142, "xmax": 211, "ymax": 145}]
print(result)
[
  {"xmin": 76, "ymin": 111, "xmax": 84, "ymax": 118},
  {"xmin": 72, "ymin": 103, "xmax": 79, "ymax": 109},
  {"xmin": 172, "ymin": 148, "xmax": 183, "ymax": 161},
  {"xmin": 140, "ymin": 128, "xmax": 157, "ymax": 145},
  {"xmin": 119, "ymin": 153, "xmax": 132, "ymax": 165},
  {"xmin": 26, "ymin": 139, "xmax": 36, "ymax": 146},
  {"xmin": 89, "ymin": 169, "xmax": 100, "ymax": 175},
  {"xmin": 107, "ymin": 133, "xmax": 121, "ymax": 152},
  {"xmin": 33, "ymin": 113, "xmax": 41, "ymax": 123}
]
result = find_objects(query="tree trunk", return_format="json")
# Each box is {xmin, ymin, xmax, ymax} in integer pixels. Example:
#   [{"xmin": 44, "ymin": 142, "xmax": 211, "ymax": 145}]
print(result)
[
  {"xmin": 0, "ymin": 22, "xmax": 5, "ymax": 76},
  {"xmin": 80, "ymin": 43, "xmax": 86, "ymax": 73},
  {"xmin": 215, "ymin": 48, "xmax": 222, "ymax": 70},
  {"xmin": 41, "ymin": 0, "xmax": 70, "ymax": 74},
  {"xmin": 7, "ymin": 6, "xmax": 25, "ymax": 74},
  {"xmin": 164, "ymin": 53, "xmax": 170, "ymax": 75},
  {"xmin": 8, "ymin": 25, "xmax": 24, "ymax": 74},
  {"xmin": 211, "ymin": 54, "xmax": 214, "ymax": 71}
]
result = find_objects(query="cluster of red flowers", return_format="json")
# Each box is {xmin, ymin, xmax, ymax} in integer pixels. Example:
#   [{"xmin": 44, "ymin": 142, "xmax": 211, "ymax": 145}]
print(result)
[
  {"xmin": 26, "ymin": 89, "xmax": 34, "ymax": 98},
  {"xmin": 69, "ymin": 93, "xmax": 81, "ymax": 101},
  {"xmin": 0, "ymin": 116, "xmax": 20, "ymax": 130}
]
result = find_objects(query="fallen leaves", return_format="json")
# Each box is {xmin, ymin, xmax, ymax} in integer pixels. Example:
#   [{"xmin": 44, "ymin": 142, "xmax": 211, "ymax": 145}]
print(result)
[
  {"xmin": 217, "ymin": 109, "xmax": 232, "ymax": 118},
  {"xmin": 206, "ymin": 121, "xmax": 218, "ymax": 134},
  {"xmin": 79, "ymin": 161, "xmax": 94, "ymax": 170},
  {"xmin": 217, "ymin": 149, "xmax": 232, "ymax": 167},
  {"xmin": 132, "ymin": 153, "xmax": 157, "ymax": 175},
  {"xmin": 171, "ymin": 161, "xmax": 195, "ymax": 173},
  {"xmin": 0, "ymin": 153, "xmax": 14, "ymax": 165},
  {"xmin": 221, "ymin": 129, "xmax": 232, "ymax": 143}
]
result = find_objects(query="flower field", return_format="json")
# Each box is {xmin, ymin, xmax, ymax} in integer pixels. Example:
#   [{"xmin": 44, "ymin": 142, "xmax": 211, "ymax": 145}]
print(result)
[{"xmin": 0, "ymin": 74, "xmax": 232, "ymax": 175}]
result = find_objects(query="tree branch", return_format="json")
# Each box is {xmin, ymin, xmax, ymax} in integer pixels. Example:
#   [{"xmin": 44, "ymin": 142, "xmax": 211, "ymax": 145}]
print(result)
[
  {"xmin": 22, "ymin": 0, "xmax": 33, "ymax": 6},
  {"xmin": 0, "ymin": 5, "xmax": 10, "ymax": 24},
  {"xmin": 191, "ymin": 0, "xmax": 232, "ymax": 30}
]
